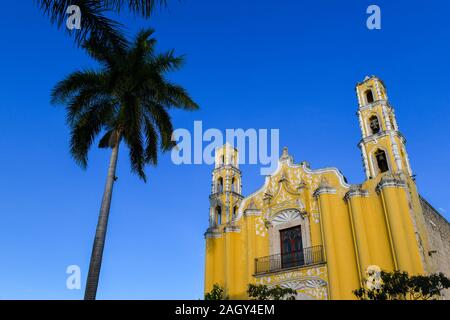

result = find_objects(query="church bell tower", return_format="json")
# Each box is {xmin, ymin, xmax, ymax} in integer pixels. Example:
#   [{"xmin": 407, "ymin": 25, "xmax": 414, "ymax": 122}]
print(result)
[
  {"xmin": 209, "ymin": 144, "xmax": 243, "ymax": 228},
  {"xmin": 356, "ymin": 76, "xmax": 413, "ymax": 179}
]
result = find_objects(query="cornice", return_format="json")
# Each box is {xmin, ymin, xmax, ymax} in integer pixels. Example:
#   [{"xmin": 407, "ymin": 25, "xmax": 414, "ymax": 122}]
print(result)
[
  {"xmin": 358, "ymin": 130, "xmax": 406, "ymax": 147},
  {"xmin": 358, "ymin": 99, "xmax": 394, "ymax": 112},
  {"xmin": 244, "ymin": 209, "xmax": 262, "ymax": 217},
  {"xmin": 355, "ymin": 75, "xmax": 387, "ymax": 88},
  {"xmin": 344, "ymin": 186, "xmax": 369, "ymax": 201},
  {"xmin": 224, "ymin": 225, "xmax": 241, "ymax": 233},
  {"xmin": 213, "ymin": 164, "xmax": 241, "ymax": 175},
  {"xmin": 376, "ymin": 174, "xmax": 407, "ymax": 193},
  {"xmin": 210, "ymin": 191, "xmax": 244, "ymax": 200},
  {"xmin": 204, "ymin": 228, "xmax": 222, "ymax": 239},
  {"xmin": 313, "ymin": 186, "xmax": 337, "ymax": 198}
]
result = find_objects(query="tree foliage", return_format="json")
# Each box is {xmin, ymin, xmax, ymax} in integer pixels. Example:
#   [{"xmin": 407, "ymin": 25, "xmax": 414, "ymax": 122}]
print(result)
[
  {"xmin": 247, "ymin": 284, "xmax": 297, "ymax": 301},
  {"xmin": 36, "ymin": 0, "xmax": 169, "ymax": 46},
  {"xmin": 205, "ymin": 284, "xmax": 228, "ymax": 300},
  {"xmin": 354, "ymin": 270, "xmax": 450, "ymax": 300},
  {"xmin": 51, "ymin": 28, "xmax": 198, "ymax": 181}
]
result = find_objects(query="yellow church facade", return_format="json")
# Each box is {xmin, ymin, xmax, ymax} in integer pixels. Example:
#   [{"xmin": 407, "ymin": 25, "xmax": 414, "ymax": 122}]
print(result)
[{"xmin": 204, "ymin": 76, "xmax": 449, "ymax": 300}]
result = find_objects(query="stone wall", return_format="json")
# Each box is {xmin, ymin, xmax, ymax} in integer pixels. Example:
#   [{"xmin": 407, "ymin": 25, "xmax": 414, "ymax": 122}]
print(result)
[{"xmin": 421, "ymin": 196, "xmax": 450, "ymax": 299}]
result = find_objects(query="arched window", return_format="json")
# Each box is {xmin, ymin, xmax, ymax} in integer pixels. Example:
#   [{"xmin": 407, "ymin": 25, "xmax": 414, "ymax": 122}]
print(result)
[
  {"xmin": 217, "ymin": 177, "xmax": 223, "ymax": 193},
  {"xmin": 369, "ymin": 115, "xmax": 381, "ymax": 134},
  {"xmin": 231, "ymin": 177, "xmax": 236, "ymax": 192},
  {"xmin": 221, "ymin": 155, "xmax": 225, "ymax": 165},
  {"xmin": 232, "ymin": 206, "xmax": 238, "ymax": 220},
  {"xmin": 215, "ymin": 206, "xmax": 222, "ymax": 225},
  {"xmin": 365, "ymin": 89, "xmax": 374, "ymax": 104},
  {"xmin": 375, "ymin": 149, "xmax": 389, "ymax": 173}
]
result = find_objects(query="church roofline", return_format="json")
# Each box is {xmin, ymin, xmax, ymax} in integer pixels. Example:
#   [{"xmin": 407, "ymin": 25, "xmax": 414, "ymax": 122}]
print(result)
[
  {"xmin": 236, "ymin": 152, "xmax": 352, "ymax": 219},
  {"xmin": 419, "ymin": 195, "xmax": 450, "ymax": 225}
]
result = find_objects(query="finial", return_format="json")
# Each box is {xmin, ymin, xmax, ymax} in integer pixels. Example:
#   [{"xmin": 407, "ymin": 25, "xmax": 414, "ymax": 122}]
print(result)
[{"xmin": 280, "ymin": 147, "xmax": 290, "ymax": 161}]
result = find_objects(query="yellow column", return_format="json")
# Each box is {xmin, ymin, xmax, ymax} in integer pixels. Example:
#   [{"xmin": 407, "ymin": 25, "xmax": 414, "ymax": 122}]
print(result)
[
  {"xmin": 363, "ymin": 196, "xmax": 395, "ymax": 271},
  {"xmin": 224, "ymin": 229, "xmax": 247, "ymax": 299},
  {"xmin": 346, "ymin": 194, "xmax": 371, "ymax": 281},
  {"xmin": 244, "ymin": 212, "xmax": 258, "ymax": 287},
  {"xmin": 379, "ymin": 185, "xmax": 414, "ymax": 273},
  {"xmin": 224, "ymin": 231, "xmax": 234, "ymax": 297},
  {"xmin": 213, "ymin": 236, "xmax": 225, "ymax": 288},
  {"xmin": 232, "ymin": 230, "xmax": 247, "ymax": 299},
  {"xmin": 329, "ymin": 196, "xmax": 360, "ymax": 299},
  {"xmin": 317, "ymin": 192, "xmax": 341, "ymax": 299},
  {"xmin": 204, "ymin": 237, "xmax": 215, "ymax": 294}
]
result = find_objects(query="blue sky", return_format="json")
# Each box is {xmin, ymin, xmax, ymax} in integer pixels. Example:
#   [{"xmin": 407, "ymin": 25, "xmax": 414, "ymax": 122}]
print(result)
[{"xmin": 0, "ymin": 0, "xmax": 449, "ymax": 299}]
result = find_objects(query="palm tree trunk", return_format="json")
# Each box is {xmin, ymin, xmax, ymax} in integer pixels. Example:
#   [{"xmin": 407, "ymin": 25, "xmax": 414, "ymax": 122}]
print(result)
[{"xmin": 84, "ymin": 139, "xmax": 120, "ymax": 300}]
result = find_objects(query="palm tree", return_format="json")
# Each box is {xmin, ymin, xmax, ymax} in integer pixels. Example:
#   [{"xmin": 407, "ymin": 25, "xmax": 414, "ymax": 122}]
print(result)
[
  {"xmin": 36, "ymin": 0, "xmax": 168, "ymax": 46},
  {"xmin": 51, "ymin": 29, "xmax": 198, "ymax": 300}
]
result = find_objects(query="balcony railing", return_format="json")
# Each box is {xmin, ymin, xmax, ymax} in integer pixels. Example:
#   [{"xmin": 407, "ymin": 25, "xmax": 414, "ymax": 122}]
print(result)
[{"xmin": 255, "ymin": 245, "xmax": 325, "ymax": 275}]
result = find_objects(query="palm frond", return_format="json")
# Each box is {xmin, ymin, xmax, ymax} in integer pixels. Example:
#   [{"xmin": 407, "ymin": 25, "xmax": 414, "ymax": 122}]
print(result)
[
  {"xmin": 82, "ymin": 36, "xmax": 127, "ymax": 69},
  {"xmin": 144, "ymin": 102, "xmax": 175, "ymax": 151},
  {"xmin": 164, "ymin": 83, "xmax": 199, "ymax": 110},
  {"xmin": 69, "ymin": 101, "xmax": 113, "ymax": 167},
  {"xmin": 104, "ymin": 0, "xmax": 168, "ymax": 17},
  {"xmin": 66, "ymin": 91, "xmax": 114, "ymax": 127},
  {"xmin": 51, "ymin": 70, "xmax": 106, "ymax": 104},
  {"xmin": 142, "ymin": 116, "xmax": 159, "ymax": 164},
  {"xmin": 121, "ymin": 95, "xmax": 147, "ymax": 180},
  {"xmin": 151, "ymin": 50, "xmax": 185, "ymax": 73},
  {"xmin": 36, "ymin": 0, "xmax": 127, "ymax": 47},
  {"xmin": 131, "ymin": 28, "xmax": 157, "ymax": 62}
]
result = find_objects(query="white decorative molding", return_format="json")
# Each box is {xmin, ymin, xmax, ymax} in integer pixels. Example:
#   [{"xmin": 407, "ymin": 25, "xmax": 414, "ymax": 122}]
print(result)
[
  {"xmin": 358, "ymin": 110, "xmax": 367, "ymax": 138},
  {"xmin": 403, "ymin": 146, "xmax": 413, "ymax": 176},
  {"xmin": 382, "ymin": 105, "xmax": 393, "ymax": 131},
  {"xmin": 255, "ymin": 217, "xmax": 267, "ymax": 237},
  {"xmin": 224, "ymin": 225, "xmax": 241, "ymax": 233},
  {"xmin": 236, "ymin": 152, "xmax": 352, "ymax": 222},
  {"xmin": 280, "ymin": 278, "xmax": 327, "ymax": 291},
  {"xmin": 271, "ymin": 210, "xmax": 301, "ymax": 226},
  {"xmin": 297, "ymin": 164, "xmax": 351, "ymax": 188},
  {"xmin": 356, "ymin": 88, "xmax": 363, "ymax": 108},
  {"xmin": 375, "ymin": 79, "xmax": 382, "ymax": 100},
  {"xmin": 344, "ymin": 185, "xmax": 369, "ymax": 201},
  {"xmin": 311, "ymin": 212, "xmax": 320, "ymax": 224},
  {"xmin": 361, "ymin": 144, "xmax": 371, "ymax": 179},
  {"xmin": 376, "ymin": 174, "xmax": 407, "ymax": 193},
  {"xmin": 256, "ymin": 267, "xmax": 329, "ymax": 300},
  {"xmin": 204, "ymin": 228, "xmax": 222, "ymax": 239},
  {"xmin": 313, "ymin": 186, "xmax": 337, "ymax": 198},
  {"xmin": 268, "ymin": 209, "xmax": 311, "ymax": 255},
  {"xmin": 244, "ymin": 209, "xmax": 262, "ymax": 217}
]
